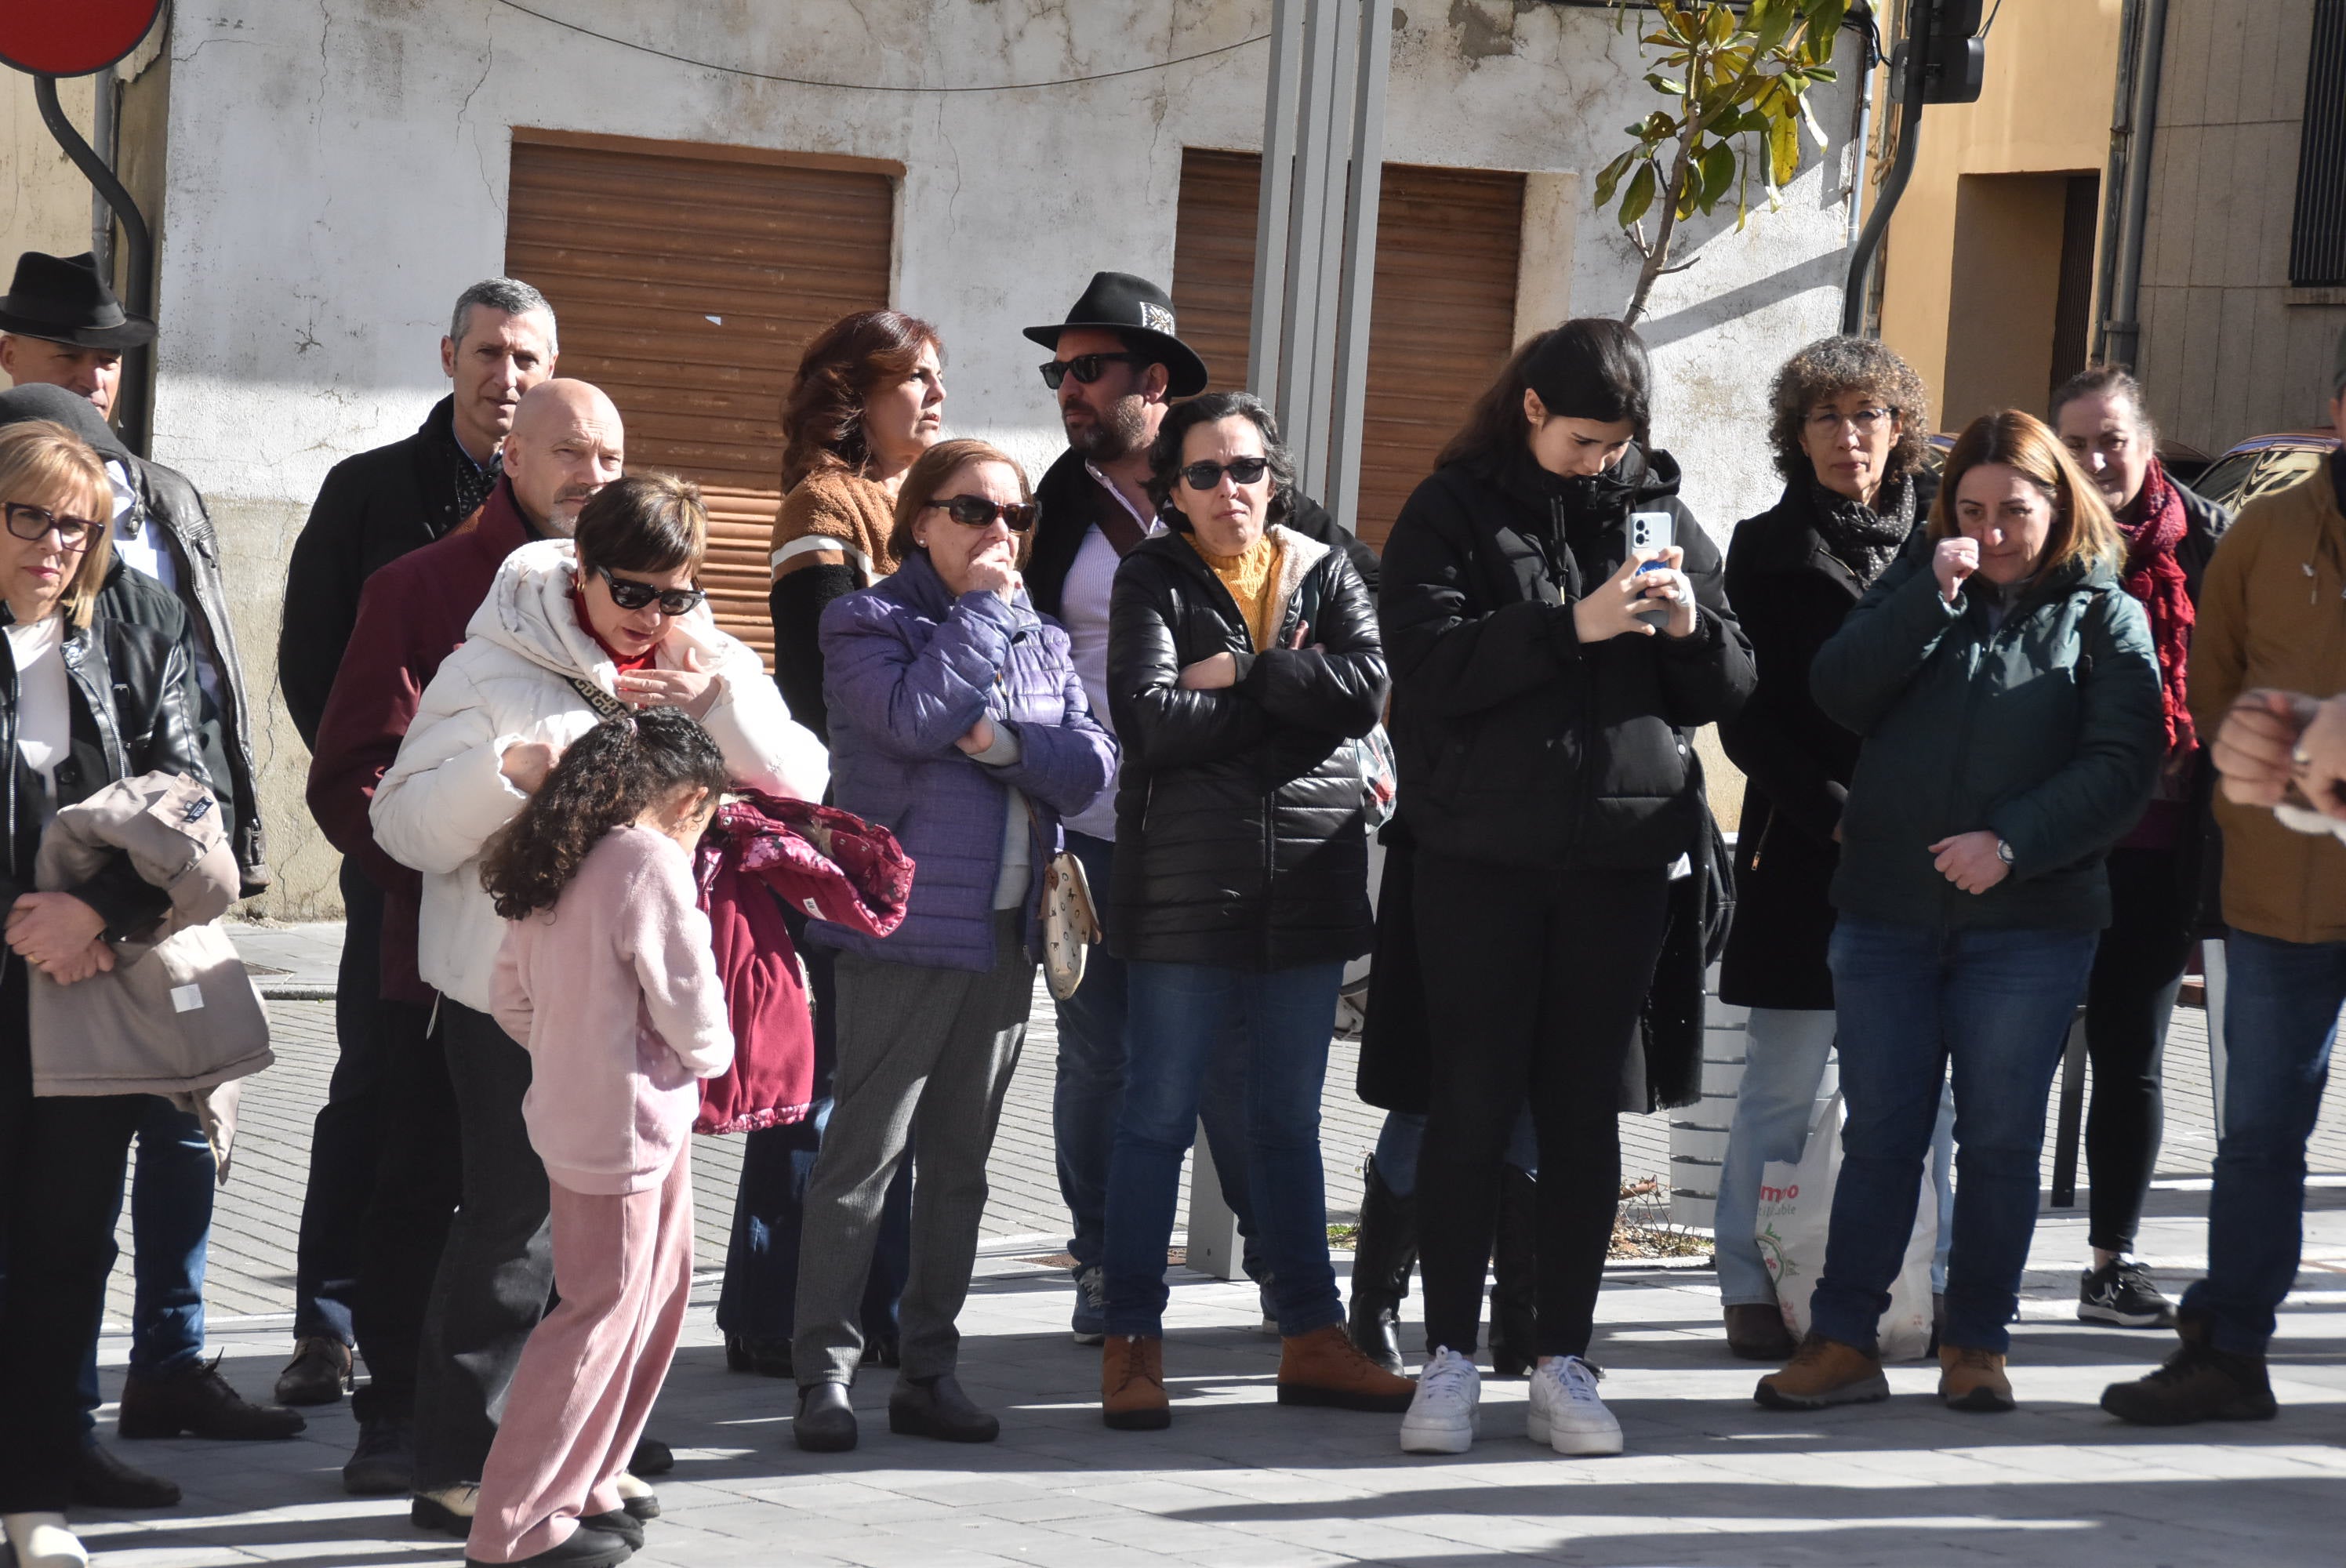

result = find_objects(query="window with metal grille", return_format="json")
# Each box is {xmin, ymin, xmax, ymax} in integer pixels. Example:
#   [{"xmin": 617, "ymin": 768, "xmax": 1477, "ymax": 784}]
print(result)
[{"xmin": 2289, "ymin": 0, "xmax": 2346, "ymax": 286}]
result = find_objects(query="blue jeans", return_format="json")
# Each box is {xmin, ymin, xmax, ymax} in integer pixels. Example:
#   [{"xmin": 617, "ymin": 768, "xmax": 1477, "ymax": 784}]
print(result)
[
  {"xmin": 1053, "ymin": 832, "xmax": 1262, "ymax": 1281},
  {"xmin": 1103, "ymin": 960, "xmax": 1345, "ymax": 1338},
  {"xmin": 1372, "ymin": 1108, "xmax": 1538, "ymax": 1197},
  {"xmin": 1811, "ymin": 917, "xmax": 2097, "ymax": 1355},
  {"xmin": 2181, "ymin": 931, "xmax": 2345, "ymax": 1355},
  {"xmin": 68, "ymin": 1097, "xmax": 213, "ymax": 1431},
  {"xmin": 1714, "ymin": 1007, "xmax": 1956, "ymax": 1308}
]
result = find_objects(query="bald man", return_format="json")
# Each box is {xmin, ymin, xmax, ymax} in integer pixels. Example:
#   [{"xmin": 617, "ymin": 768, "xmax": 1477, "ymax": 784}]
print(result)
[{"xmin": 296, "ymin": 379, "xmax": 623, "ymax": 1496}]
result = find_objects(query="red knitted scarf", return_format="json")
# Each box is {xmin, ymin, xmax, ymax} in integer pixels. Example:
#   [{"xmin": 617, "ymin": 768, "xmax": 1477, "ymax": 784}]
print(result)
[{"xmin": 2115, "ymin": 461, "xmax": 2195, "ymax": 752}]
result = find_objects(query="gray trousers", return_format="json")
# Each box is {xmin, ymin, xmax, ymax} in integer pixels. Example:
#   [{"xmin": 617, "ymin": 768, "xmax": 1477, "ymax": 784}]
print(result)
[{"xmin": 793, "ymin": 912, "xmax": 1033, "ymax": 1386}]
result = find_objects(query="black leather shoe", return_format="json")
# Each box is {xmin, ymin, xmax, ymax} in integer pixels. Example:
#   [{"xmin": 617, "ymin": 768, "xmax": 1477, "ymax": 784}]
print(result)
[
  {"xmin": 628, "ymin": 1434, "xmax": 673, "ymax": 1476},
  {"xmin": 118, "ymin": 1357, "xmax": 307, "ymax": 1441},
  {"xmin": 273, "ymin": 1337, "xmax": 353, "ymax": 1406},
  {"xmin": 579, "ymin": 1510, "xmax": 645, "ymax": 1551},
  {"xmin": 794, "ymin": 1381, "xmax": 859, "ymax": 1452},
  {"xmin": 343, "ymin": 1416, "xmax": 412, "ymax": 1497},
  {"xmin": 1345, "ymin": 1154, "xmax": 1418, "ymax": 1376},
  {"xmin": 71, "ymin": 1441, "xmax": 181, "ymax": 1508},
  {"xmin": 887, "ymin": 1373, "xmax": 1000, "ymax": 1443},
  {"xmin": 724, "ymin": 1334, "xmax": 794, "ymax": 1378},
  {"xmin": 463, "ymin": 1523, "xmax": 634, "ymax": 1568}
]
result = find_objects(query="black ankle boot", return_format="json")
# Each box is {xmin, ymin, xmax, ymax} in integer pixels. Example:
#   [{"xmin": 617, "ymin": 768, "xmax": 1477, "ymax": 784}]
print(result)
[
  {"xmin": 1487, "ymin": 1167, "xmax": 1539, "ymax": 1378},
  {"xmin": 1346, "ymin": 1155, "xmax": 1418, "ymax": 1376}
]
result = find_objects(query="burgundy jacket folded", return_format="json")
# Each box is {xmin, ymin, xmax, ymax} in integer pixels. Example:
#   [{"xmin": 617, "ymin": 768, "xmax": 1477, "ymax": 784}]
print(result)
[{"xmin": 692, "ymin": 791, "xmax": 912, "ymax": 1134}]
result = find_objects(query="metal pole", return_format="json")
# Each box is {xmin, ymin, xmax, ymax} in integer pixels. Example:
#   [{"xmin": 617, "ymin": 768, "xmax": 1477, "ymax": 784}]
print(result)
[
  {"xmin": 34, "ymin": 74, "xmax": 152, "ymax": 456},
  {"xmin": 1297, "ymin": 0, "xmax": 1358, "ymax": 503},
  {"xmin": 1839, "ymin": 12, "xmax": 1928, "ymax": 335},
  {"xmin": 92, "ymin": 69, "xmax": 118, "ymax": 278},
  {"xmin": 1325, "ymin": 0, "xmax": 1391, "ymax": 531},
  {"xmin": 2103, "ymin": 0, "xmax": 2169, "ymax": 371},
  {"xmin": 1247, "ymin": 0, "xmax": 1305, "ymax": 394},
  {"xmin": 2089, "ymin": 0, "xmax": 2143, "ymax": 367},
  {"xmin": 1278, "ymin": 0, "xmax": 1343, "ymax": 494},
  {"xmin": 1845, "ymin": 26, "xmax": 1876, "ymax": 249}
]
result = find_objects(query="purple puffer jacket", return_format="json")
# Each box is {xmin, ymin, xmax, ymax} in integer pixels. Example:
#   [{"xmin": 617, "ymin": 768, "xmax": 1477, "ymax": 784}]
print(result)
[{"xmin": 811, "ymin": 550, "xmax": 1117, "ymax": 971}]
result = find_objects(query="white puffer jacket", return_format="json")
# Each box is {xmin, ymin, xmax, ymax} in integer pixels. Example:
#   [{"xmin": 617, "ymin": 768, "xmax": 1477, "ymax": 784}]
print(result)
[{"xmin": 371, "ymin": 538, "xmax": 828, "ymax": 1011}]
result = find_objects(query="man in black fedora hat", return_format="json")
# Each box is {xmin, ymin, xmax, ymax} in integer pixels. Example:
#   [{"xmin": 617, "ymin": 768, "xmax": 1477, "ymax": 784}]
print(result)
[
  {"xmin": 1019, "ymin": 271, "xmax": 1377, "ymax": 1347},
  {"xmin": 0, "ymin": 249, "xmax": 154, "ymax": 419}
]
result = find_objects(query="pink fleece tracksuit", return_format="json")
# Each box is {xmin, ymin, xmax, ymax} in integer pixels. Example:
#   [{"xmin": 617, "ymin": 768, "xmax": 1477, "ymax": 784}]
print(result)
[{"xmin": 467, "ymin": 825, "xmax": 735, "ymax": 1564}]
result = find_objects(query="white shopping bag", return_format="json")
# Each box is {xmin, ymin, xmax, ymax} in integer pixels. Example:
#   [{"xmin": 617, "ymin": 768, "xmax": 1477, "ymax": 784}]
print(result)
[{"xmin": 1754, "ymin": 1090, "xmax": 1937, "ymax": 1361}]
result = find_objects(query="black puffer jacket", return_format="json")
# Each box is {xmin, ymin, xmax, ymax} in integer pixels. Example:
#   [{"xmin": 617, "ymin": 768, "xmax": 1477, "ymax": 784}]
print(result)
[
  {"xmin": 1378, "ymin": 445, "xmax": 1754, "ymax": 870},
  {"xmin": 1106, "ymin": 523, "xmax": 1388, "ymax": 969}
]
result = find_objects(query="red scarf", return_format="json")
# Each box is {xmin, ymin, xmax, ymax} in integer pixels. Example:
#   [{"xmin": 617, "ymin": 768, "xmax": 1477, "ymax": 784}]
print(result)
[
  {"xmin": 571, "ymin": 584, "xmax": 659, "ymax": 674},
  {"xmin": 2115, "ymin": 461, "xmax": 2195, "ymax": 752}
]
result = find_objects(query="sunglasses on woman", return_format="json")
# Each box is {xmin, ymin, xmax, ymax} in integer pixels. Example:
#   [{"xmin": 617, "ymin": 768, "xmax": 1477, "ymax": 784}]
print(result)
[
  {"xmin": 596, "ymin": 564, "xmax": 706, "ymax": 615},
  {"xmin": 1177, "ymin": 457, "xmax": 1269, "ymax": 492},
  {"xmin": 1038, "ymin": 353, "xmax": 1150, "ymax": 390},
  {"xmin": 925, "ymin": 495, "xmax": 1037, "ymax": 531},
  {"xmin": 3, "ymin": 501, "xmax": 100, "ymax": 553}
]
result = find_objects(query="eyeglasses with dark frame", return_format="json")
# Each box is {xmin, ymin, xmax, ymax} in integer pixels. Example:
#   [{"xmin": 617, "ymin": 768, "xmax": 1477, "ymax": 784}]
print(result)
[
  {"xmin": 1038, "ymin": 353, "xmax": 1151, "ymax": 390},
  {"xmin": 924, "ymin": 495, "xmax": 1037, "ymax": 532},
  {"xmin": 1177, "ymin": 457, "xmax": 1270, "ymax": 492},
  {"xmin": 2, "ymin": 501, "xmax": 100, "ymax": 553},
  {"xmin": 1804, "ymin": 406, "xmax": 1899, "ymax": 435},
  {"xmin": 594, "ymin": 564, "xmax": 706, "ymax": 616}
]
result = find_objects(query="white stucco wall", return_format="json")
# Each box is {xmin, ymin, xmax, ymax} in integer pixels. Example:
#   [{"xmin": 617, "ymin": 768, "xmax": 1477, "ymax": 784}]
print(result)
[{"xmin": 151, "ymin": 0, "xmax": 1860, "ymax": 911}]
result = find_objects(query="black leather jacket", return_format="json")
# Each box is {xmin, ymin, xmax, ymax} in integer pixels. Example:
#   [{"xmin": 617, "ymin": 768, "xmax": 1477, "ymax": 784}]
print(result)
[{"xmin": 0, "ymin": 607, "xmax": 214, "ymax": 937}]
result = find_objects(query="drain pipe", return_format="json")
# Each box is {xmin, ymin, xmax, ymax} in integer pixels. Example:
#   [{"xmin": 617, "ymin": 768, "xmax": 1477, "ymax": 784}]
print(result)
[
  {"xmin": 1841, "ymin": 9, "xmax": 1929, "ymax": 334},
  {"xmin": 34, "ymin": 73, "xmax": 153, "ymax": 456},
  {"xmin": 2101, "ymin": 0, "xmax": 2170, "ymax": 372}
]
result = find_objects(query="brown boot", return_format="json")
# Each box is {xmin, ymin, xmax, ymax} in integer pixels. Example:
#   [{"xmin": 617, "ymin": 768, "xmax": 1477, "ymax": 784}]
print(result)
[
  {"xmin": 1754, "ymin": 1334, "xmax": 1890, "ymax": 1410},
  {"xmin": 1102, "ymin": 1335, "xmax": 1170, "ymax": 1430},
  {"xmin": 1723, "ymin": 1303, "xmax": 1796, "ymax": 1362},
  {"xmin": 1938, "ymin": 1344, "xmax": 2015, "ymax": 1412},
  {"xmin": 1276, "ymin": 1323, "xmax": 1417, "ymax": 1412}
]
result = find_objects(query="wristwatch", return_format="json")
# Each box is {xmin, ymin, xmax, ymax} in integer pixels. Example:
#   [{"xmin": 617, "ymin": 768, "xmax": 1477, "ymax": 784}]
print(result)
[{"xmin": 1994, "ymin": 839, "xmax": 2015, "ymax": 866}]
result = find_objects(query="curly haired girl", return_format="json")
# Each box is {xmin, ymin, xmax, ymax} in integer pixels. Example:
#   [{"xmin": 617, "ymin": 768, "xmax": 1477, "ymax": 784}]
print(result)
[{"xmin": 465, "ymin": 710, "xmax": 734, "ymax": 1568}]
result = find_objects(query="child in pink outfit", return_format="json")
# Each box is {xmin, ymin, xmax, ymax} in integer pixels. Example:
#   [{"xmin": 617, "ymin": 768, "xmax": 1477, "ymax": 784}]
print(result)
[{"xmin": 465, "ymin": 710, "xmax": 735, "ymax": 1568}]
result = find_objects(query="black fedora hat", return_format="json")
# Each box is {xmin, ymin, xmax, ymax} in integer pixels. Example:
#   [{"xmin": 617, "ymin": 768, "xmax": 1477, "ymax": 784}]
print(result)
[
  {"xmin": 0, "ymin": 251, "xmax": 155, "ymax": 351},
  {"xmin": 1024, "ymin": 271, "xmax": 1208, "ymax": 397}
]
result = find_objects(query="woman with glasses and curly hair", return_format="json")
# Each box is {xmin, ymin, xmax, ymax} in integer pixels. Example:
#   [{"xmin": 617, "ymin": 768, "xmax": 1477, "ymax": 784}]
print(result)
[
  {"xmin": 1712, "ymin": 336, "xmax": 1956, "ymax": 1363},
  {"xmin": 1756, "ymin": 411, "xmax": 2161, "ymax": 1416}
]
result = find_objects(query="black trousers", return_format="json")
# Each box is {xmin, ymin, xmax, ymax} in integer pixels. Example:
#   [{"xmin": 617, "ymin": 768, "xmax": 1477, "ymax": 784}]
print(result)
[
  {"xmin": 0, "ymin": 959, "xmax": 150, "ymax": 1512},
  {"xmin": 409, "ymin": 1000, "xmax": 552, "ymax": 1491},
  {"xmin": 1413, "ymin": 854, "xmax": 1670, "ymax": 1362},
  {"xmin": 2082, "ymin": 843, "xmax": 2196, "ymax": 1254},
  {"xmin": 290, "ymin": 862, "xmax": 388, "ymax": 1345},
  {"xmin": 350, "ymin": 996, "xmax": 460, "ymax": 1424}
]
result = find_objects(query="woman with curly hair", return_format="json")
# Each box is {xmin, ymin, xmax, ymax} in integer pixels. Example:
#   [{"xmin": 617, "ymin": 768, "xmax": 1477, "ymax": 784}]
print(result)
[
  {"xmin": 1712, "ymin": 335, "xmax": 1956, "ymax": 1361},
  {"xmin": 463, "ymin": 710, "xmax": 735, "ymax": 1568}
]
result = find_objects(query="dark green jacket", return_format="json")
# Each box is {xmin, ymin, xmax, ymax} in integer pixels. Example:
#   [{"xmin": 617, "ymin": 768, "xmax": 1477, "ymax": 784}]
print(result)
[{"xmin": 1813, "ymin": 544, "xmax": 2163, "ymax": 932}]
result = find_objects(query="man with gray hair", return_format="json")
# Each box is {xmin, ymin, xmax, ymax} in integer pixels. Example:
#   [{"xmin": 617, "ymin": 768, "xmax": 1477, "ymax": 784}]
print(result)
[{"xmin": 274, "ymin": 278, "xmax": 557, "ymax": 1409}]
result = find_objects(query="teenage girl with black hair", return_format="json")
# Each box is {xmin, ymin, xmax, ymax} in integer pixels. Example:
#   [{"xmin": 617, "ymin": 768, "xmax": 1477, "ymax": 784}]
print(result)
[
  {"xmin": 463, "ymin": 710, "xmax": 735, "ymax": 1568},
  {"xmin": 1378, "ymin": 319, "xmax": 1755, "ymax": 1457}
]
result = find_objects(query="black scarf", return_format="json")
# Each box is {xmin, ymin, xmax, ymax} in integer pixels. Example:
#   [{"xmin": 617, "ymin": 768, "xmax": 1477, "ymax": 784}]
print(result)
[{"xmin": 1810, "ymin": 469, "xmax": 1916, "ymax": 586}]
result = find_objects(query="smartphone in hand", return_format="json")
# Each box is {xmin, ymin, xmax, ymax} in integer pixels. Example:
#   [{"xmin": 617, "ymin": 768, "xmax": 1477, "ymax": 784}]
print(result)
[{"xmin": 1629, "ymin": 511, "xmax": 1676, "ymax": 629}]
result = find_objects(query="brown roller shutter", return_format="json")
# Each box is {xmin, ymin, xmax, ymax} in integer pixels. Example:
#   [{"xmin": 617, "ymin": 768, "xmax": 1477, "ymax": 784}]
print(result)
[
  {"xmin": 1171, "ymin": 149, "xmax": 1523, "ymax": 549},
  {"xmin": 505, "ymin": 129, "xmax": 899, "ymax": 661}
]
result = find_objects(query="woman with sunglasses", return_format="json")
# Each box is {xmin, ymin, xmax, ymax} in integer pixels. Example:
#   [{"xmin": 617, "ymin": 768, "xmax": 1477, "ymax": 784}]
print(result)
[
  {"xmin": 1094, "ymin": 392, "xmax": 1408, "ymax": 1430},
  {"xmin": 790, "ymin": 437, "xmax": 1114, "ymax": 1451},
  {"xmin": 371, "ymin": 475, "xmax": 824, "ymax": 1529},
  {"xmin": 0, "ymin": 421, "xmax": 219, "ymax": 1568}
]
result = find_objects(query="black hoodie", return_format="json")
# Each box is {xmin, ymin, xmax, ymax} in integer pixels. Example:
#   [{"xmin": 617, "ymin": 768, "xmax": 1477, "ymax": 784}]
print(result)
[{"xmin": 1376, "ymin": 442, "xmax": 1753, "ymax": 872}]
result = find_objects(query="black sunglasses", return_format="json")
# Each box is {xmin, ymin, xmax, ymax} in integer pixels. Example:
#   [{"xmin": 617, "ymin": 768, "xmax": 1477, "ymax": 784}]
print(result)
[
  {"xmin": 925, "ymin": 495, "xmax": 1037, "ymax": 532},
  {"xmin": 1039, "ymin": 352, "xmax": 1150, "ymax": 390},
  {"xmin": 595, "ymin": 564, "xmax": 706, "ymax": 616},
  {"xmin": 3, "ymin": 500, "xmax": 99, "ymax": 552},
  {"xmin": 1177, "ymin": 457, "xmax": 1270, "ymax": 492}
]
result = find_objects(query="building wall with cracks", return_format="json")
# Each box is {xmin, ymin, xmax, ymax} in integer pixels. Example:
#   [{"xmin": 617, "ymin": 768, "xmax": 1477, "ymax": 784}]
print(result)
[{"xmin": 140, "ymin": 0, "xmax": 1861, "ymax": 915}]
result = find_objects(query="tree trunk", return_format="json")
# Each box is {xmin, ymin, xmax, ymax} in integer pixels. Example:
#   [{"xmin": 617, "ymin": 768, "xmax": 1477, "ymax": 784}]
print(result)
[{"xmin": 1622, "ymin": 135, "xmax": 1698, "ymax": 326}]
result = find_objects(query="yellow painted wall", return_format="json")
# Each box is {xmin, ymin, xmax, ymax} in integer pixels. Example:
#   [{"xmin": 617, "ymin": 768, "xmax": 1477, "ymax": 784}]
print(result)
[
  {"xmin": 0, "ymin": 74, "xmax": 99, "ymax": 261},
  {"xmin": 1876, "ymin": 0, "xmax": 2126, "ymax": 430}
]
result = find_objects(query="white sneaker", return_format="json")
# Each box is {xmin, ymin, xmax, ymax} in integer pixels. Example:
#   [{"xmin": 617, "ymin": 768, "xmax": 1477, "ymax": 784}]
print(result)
[
  {"xmin": 1398, "ymin": 1346, "xmax": 1480, "ymax": 1454},
  {"xmin": 1527, "ymin": 1355, "xmax": 1623, "ymax": 1456},
  {"xmin": 2, "ymin": 1512, "xmax": 90, "ymax": 1568}
]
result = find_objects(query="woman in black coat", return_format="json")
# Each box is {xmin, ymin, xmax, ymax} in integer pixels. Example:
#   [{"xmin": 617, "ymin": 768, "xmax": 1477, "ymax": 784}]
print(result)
[
  {"xmin": 1096, "ymin": 393, "xmax": 1406, "ymax": 1430},
  {"xmin": 1378, "ymin": 321, "xmax": 1753, "ymax": 1457},
  {"xmin": 1713, "ymin": 336, "xmax": 1955, "ymax": 1362}
]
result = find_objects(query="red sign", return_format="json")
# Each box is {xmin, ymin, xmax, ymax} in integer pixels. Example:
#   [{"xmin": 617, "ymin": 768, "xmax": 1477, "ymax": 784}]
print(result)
[{"xmin": 0, "ymin": 0, "xmax": 165, "ymax": 78}]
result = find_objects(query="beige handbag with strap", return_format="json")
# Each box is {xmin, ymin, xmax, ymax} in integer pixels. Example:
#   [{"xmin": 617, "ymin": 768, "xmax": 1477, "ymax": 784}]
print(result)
[{"xmin": 1025, "ymin": 799, "xmax": 1100, "ymax": 1000}]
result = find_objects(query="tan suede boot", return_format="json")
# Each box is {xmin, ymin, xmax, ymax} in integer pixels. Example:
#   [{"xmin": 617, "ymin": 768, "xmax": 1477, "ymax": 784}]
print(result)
[
  {"xmin": 1276, "ymin": 1323, "xmax": 1417, "ymax": 1412},
  {"xmin": 1754, "ymin": 1334, "xmax": 1890, "ymax": 1410},
  {"xmin": 1938, "ymin": 1344, "xmax": 2015, "ymax": 1412},
  {"xmin": 1102, "ymin": 1335, "xmax": 1170, "ymax": 1430}
]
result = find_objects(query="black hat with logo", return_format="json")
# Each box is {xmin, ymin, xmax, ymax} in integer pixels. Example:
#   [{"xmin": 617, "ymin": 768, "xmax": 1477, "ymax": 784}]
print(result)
[
  {"xmin": 1024, "ymin": 271, "xmax": 1208, "ymax": 397},
  {"xmin": 0, "ymin": 251, "xmax": 155, "ymax": 350}
]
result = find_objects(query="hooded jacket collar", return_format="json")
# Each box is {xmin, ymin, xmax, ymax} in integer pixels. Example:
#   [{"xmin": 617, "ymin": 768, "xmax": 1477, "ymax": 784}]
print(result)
[{"xmin": 465, "ymin": 536, "xmax": 732, "ymax": 690}]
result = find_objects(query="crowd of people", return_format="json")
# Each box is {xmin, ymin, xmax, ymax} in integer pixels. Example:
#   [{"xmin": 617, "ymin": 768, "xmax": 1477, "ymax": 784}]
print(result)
[{"xmin": 0, "ymin": 245, "xmax": 2340, "ymax": 1568}]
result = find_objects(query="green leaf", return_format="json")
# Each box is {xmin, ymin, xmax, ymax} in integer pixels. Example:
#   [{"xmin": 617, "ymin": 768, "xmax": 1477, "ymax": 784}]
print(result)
[
  {"xmin": 1805, "ymin": 64, "xmax": 1839, "ymax": 82},
  {"xmin": 1769, "ymin": 113, "xmax": 1801, "ymax": 187},
  {"xmin": 1704, "ymin": 4, "xmax": 1736, "ymax": 46},
  {"xmin": 1748, "ymin": 0, "xmax": 1792, "ymax": 56},
  {"xmin": 1620, "ymin": 161, "xmax": 1658, "ymax": 227},
  {"xmin": 1647, "ymin": 72, "xmax": 1687, "ymax": 95},
  {"xmin": 1592, "ymin": 149, "xmax": 1636, "ymax": 209},
  {"xmin": 1699, "ymin": 140, "xmax": 1738, "ymax": 209}
]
